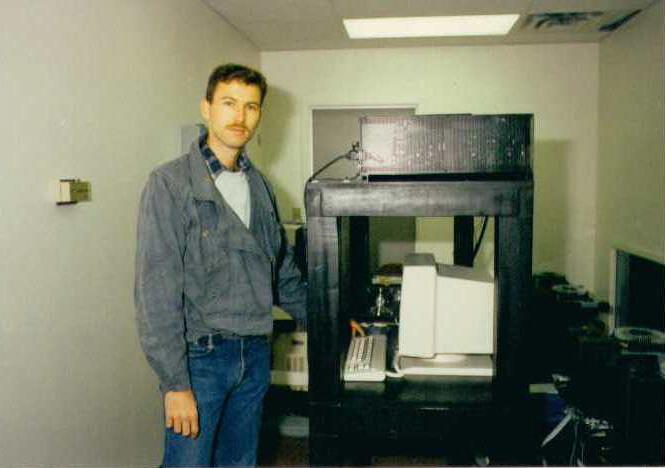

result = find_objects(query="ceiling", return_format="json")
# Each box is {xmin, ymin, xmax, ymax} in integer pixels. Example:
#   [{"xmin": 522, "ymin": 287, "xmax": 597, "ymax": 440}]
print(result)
[{"xmin": 203, "ymin": 0, "xmax": 656, "ymax": 51}]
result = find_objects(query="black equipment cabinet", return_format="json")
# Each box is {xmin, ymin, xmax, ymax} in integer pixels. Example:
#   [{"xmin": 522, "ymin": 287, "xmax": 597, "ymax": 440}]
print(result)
[{"xmin": 305, "ymin": 178, "xmax": 534, "ymax": 465}]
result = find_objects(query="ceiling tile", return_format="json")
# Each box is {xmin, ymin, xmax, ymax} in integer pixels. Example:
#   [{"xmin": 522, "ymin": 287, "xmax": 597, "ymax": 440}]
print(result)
[
  {"xmin": 242, "ymin": 19, "xmax": 348, "ymax": 50},
  {"xmin": 527, "ymin": 0, "xmax": 652, "ymax": 13},
  {"xmin": 204, "ymin": 0, "xmax": 337, "ymax": 23},
  {"xmin": 331, "ymin": 0, "xmax": 531, "ymax": 18}
]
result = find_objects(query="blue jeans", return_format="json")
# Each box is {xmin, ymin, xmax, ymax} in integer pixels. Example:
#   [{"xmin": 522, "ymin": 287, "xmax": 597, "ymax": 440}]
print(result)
[{"xmin": 163, "ymin": 335, "xmax": 271, "ymax": 467}]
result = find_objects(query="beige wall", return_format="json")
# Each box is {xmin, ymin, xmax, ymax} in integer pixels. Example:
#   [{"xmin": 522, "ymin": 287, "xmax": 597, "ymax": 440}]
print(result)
[
  {"xmin": 596, "ymin": 0, "xmax": 665, "ymax": 299},
  {"xmin": 0, "ymin": 1, "xmax": 259, "ymax": 466},
  {"xmin": 259, "ymin": 44, "xmax": 600, "ymax": 288}
]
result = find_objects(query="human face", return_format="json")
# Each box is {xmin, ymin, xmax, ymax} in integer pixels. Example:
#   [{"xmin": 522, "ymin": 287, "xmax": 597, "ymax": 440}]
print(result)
[{"xmin": 200, "ymin": 79, "xmax": 262, "ymax": 166}]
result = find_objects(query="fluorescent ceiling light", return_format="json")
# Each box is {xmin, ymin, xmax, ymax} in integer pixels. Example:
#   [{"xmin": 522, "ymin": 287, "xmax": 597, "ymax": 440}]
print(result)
[{"xmin": 344, "ymin": 15, "xmax": 520, "ymax": 39}]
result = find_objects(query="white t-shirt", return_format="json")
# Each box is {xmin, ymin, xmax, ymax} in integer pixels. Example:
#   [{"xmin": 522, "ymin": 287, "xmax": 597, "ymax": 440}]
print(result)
[{"xmin": 214, "ymin": 170, "xmax": 251, "ymax": 228}]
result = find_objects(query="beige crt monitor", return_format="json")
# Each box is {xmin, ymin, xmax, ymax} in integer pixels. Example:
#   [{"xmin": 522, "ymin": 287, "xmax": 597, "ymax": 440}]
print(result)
[{"xmin": 397, "ymin": 253, "xmax": 495, "ymax": 377}]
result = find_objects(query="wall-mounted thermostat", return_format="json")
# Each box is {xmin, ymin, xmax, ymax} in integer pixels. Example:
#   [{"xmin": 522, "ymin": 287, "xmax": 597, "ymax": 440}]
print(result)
[{"xmin": 57, "ymin": 179, "xmax": 92, "ymax": 205}]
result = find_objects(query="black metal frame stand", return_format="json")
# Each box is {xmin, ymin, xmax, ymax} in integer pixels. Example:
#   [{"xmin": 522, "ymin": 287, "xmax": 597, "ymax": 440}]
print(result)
[{"xmin": 305, "ymin": 178, "xmax": 534, "ymax": 465}]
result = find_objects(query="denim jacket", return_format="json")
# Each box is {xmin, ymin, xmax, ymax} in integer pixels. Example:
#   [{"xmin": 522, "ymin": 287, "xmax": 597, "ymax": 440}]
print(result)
[{"xmin": 134, "ymin": 140, "xmax": 306, "ymax": 392}]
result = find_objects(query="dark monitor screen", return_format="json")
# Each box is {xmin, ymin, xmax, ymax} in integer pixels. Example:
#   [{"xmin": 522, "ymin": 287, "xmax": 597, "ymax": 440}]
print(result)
[{"xmin": 614, "ymin": 249, "xmax": 665, "ymax": 332}]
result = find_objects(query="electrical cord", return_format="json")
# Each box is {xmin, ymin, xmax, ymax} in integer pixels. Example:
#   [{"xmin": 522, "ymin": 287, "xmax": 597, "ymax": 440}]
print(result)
[
  {"xmin": 542, "ymin": 407, "xmax": 574, "ymax": 447},
  {"xmin": 306, "ymin": 142, "xmax": 362, "ymax": 186},
  {"xmin": 570, "ymin": 415, "xmax": 582, "ymax": 466},
  {"xmin": 472, "ymin": 216, "xmax": 489, "ymax": 261},
  {"xmin": 303, "ymin": 142, "xmax": 362, "ymax": 210},
  {"xmin": 385, "ymin": 352, "xmax": 404, "ymax": 379}
]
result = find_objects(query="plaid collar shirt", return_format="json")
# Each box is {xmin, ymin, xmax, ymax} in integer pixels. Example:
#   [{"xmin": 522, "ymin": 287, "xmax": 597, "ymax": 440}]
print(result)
[{"xmin": 198, "ymin": 128, "xmax": 251, "ymax": 179}]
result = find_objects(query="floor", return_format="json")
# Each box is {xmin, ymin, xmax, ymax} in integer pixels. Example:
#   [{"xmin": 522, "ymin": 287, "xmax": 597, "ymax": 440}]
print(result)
[
  {"xmin": 258, "ymin": 432, "xmax": 483, "ymax": 466},
  {"xmin": 258, "ymin": 435, "xmax": 309, "ymax": 466}
]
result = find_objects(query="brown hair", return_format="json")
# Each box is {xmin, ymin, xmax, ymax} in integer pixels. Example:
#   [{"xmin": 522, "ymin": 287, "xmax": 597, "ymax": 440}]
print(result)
[{"xmin": 205, "ymin": 63, "xmax": 267, "ymax": 105}]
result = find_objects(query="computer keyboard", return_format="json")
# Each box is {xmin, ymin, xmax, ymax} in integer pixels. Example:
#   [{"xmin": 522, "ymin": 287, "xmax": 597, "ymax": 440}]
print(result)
[{"xmin": 343, "ymin": 334, "xmax": 387, "ymax": 382}]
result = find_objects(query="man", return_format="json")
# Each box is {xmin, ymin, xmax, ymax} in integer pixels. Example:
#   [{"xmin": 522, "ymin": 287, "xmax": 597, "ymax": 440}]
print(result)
[{"xmin": 135, "ymin": 64, "xmax": 306, "ymax": 467}]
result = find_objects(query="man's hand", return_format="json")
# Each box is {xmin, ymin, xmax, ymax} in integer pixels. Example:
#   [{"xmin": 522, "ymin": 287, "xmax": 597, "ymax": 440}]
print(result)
[{"xmin": 164, "ymin": 390, "xmax": 199, "ymax": 438}]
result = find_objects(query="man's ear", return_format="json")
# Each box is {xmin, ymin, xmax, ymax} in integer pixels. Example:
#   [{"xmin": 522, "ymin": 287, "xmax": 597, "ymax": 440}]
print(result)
[{"xmin": 200, "ymin": 98, "xmax": 210, "ymax": 122}]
